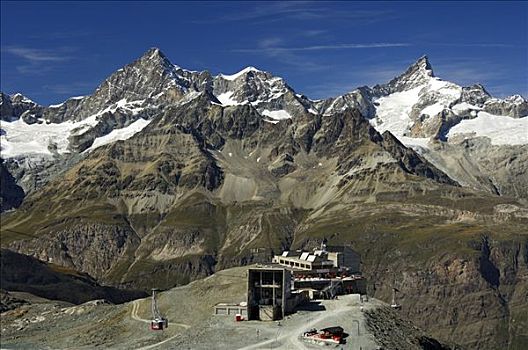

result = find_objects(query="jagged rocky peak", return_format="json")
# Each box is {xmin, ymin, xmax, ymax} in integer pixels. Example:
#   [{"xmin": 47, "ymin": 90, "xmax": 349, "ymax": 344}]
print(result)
[
  {"xmin": 0, "ymin": 92, "xmax": 38, "ymax": 110},
  {"xmin": 457, "ymin": 84, "xmax": 527, "ymax": 119},
  {"xmin": 414, "ymin": 55, "xmax": 434, "ymax": 76},
  {"xmin": 484, "ymin": 94, "xmax": 528, "ymax": 118},
  {"xmin": 505, "ymin": 94, "xmax": 527, "ymax": 104},
  {"xmin": 315, "ymin": 86, "xmax": 376, "ymax": 118},
  {"xmin": 132, "ymin": 47, "xmax": 180, "ymax": 76},
  {"xmin": 374, "ymin": 55, "xmax": 436, "ymax": 95},
  {"xmin": 133, "ymin": 47, "xmax": 204, "ymax": 82},
  {"xmin": 396, "ymin": 55, "xmax": 433, "ymax": 85},
  {"xmin": 9, "ymin": 93, "xmax": 37, "ymax": 105},
  {"xmin": 214, "ymin": 65, "xmax": 289, "ymax": 101},
  {"xmin": 0, "ymin": 92, "xmax": 42, "ymax": 122},
  {"xmin": 460, "ymin": 83, "xmax": 492, "ymax": 105},
  {"xmin": 212, "ymin": 65, "xmax": 311, "ymax": 120},
  {"xmin": 55, "ymin": 48, "xmax": 213, "ymax": 123},
  {"xmin": 141, "ymin": 47, "xmax": 169, "ymax": 63},
  {"xmin": 402, "ymin": 55, "xmax": 435, "ymax": 86},
  {"xmin": 127, "ymin": 47, "xmax": 213, "ymax": 98},
  {"xmin": 103, "ymin": 47, "xmax": 189, "ymax": 95}
]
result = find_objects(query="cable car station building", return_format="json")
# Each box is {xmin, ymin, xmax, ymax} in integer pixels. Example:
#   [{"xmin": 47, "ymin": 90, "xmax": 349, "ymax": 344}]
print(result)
[
  {"xmin": 273, "ymin": 245, "xmax": 361, "ymax": 273},
  {"xmin": 246, "ymin": 267, "xmax": 293, "ymax": 321},
  {"xmin": 245, "ymin": 243, "xmax": 365, "ymax": 321},
  {"xmin": 272, "ymin": 243, "xmax": 365, "ymax": 300}
]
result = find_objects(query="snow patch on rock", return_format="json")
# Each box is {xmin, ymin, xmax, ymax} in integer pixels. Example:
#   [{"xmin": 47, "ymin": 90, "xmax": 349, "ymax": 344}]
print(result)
[
  {"xmin": 86, "ymin": 118, "xmax": 151, "ymax": 152},
  {"xmin": 216, "ymin": 91, "xmax": 240, "ymax": 106},
  {"xmin": 261, "ymin": 109, "xmax": 292, "ymax": 121}
]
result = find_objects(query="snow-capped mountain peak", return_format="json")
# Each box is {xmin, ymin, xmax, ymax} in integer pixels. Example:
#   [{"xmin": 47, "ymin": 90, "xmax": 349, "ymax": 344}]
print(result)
[
  {"xmin": 212, "ymin": 66, "xmax": 311, "ymax": 120},
  {"xmin": 374, "ymin": 55, "xmax": 435, "ymax": 96},
  {"xmin": 415, "ymin": 55, "xmax": 434, "ymax": 75},
  {"xmin": 217, "ymin": 66, "xmax": 263, "ymax": 81},
  {"xmin": 1, "ymin": 49, "xmax": 527, "ymax": 204},
  {"xmin": 2, "ymin": 50, "xmax": 526, "ymax": 184},
  {"xmin": 9, "ymin": 93, "xmax": 37, "ymax": 105},
  {"xmin": 140, "ymin": 47, "xmax": 171, "ymax": 65}
]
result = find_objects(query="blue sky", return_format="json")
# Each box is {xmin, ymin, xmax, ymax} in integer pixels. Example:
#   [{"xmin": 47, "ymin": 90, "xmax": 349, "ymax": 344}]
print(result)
[{"xmin": 1, "ymin": 1, "xmax": 527, "ymax": 105}]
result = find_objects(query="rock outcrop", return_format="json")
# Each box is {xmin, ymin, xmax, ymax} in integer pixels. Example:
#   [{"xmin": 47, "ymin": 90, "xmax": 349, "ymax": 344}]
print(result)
[
  {"xmin": 0, "ymin": 159, "xmax": 24, "ymax": 212},
  {"xmin": 0, "ymin": 249, "xmax": 147, "ymax": 304}
]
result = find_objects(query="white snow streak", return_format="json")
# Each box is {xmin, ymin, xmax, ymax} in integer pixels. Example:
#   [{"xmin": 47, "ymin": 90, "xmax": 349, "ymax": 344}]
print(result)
[
  {"xmin": 86, "ymin": 118, "xmax": 151, "ymax": 152},
  {"xmin": 219, "ymin": 66, "xmax": 260, "ymax": 81},
  {"xmin": 261, "ymin": 109, "xmax": 292, "ymax": 120}
]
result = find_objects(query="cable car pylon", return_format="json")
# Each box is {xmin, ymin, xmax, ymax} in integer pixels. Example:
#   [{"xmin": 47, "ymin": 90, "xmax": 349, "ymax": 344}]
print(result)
[{"xmin": 150, "ymin": 288, "xmax": 168, "ymax": 330}]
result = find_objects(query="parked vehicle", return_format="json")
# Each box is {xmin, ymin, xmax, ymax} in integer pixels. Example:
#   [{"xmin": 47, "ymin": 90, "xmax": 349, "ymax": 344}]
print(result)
[{"xmin": 301, "ymin": 326, "xmax": 345, "ymax": 345}]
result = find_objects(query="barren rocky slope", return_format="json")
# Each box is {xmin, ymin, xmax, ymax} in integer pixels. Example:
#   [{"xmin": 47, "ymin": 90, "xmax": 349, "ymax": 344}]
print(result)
[{"xmin": 0, "ymin": 249, "xmax": 146, "ymax": 305}]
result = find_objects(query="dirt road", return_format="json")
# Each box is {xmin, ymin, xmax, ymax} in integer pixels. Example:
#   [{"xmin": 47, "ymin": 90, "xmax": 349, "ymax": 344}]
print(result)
[
  {"xmin": 129, "ymin": 299, "xmax": 190, "ymax": 350},
  {"xmin": 235, "ymin": 294, "xmax": 378, "ymax": 350}
]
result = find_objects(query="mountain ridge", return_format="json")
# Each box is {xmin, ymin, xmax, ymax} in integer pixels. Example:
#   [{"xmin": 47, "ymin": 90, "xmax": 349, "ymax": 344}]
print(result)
[
  {"xmin": 2, "ymin": 48, "xmax": 526, "ymax": 201},
  {"xmin": 1, "ymin": 47, "xmax": 528, "ymax": 349}
]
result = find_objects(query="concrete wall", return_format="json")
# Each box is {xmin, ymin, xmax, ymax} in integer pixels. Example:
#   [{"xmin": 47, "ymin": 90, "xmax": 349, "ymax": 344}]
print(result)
[
  {"xmin": 342, "ymin": 247, "xmax": 361, "ymax": 273},
  {"xmin": 327, "ymin": 246, "xmax": 361, "ymax": 273},
  {"xmin": 214, "ymin": 305, "xmax": 248, "ymax": 317}
]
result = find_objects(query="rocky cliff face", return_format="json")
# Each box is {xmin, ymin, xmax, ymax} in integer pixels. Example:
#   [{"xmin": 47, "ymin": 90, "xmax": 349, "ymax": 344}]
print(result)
[
  {"xmin": 0, "ymin": 159, "xmax": 24, "ymax": 212},
  {"xmin": 365, "ymin": 306, "xmax": 459, "ymax": 350},
  {"xmin": 295, "ymin": 198, "xmax": 528, "ymax": 350},
  {"xmin": 363, "ymin": 236, "xmax": 528, "ymax": 350},
  {"xmin": 425, "ymin": 139, "xmax": 528, "ymax": 199},
  {"xmin": 484, "ymin": 95, "xmax": 528, "ymax": 119},
  {"xmin": 0, "ymin": 93, "xmax": 42, "ymax": 122}
]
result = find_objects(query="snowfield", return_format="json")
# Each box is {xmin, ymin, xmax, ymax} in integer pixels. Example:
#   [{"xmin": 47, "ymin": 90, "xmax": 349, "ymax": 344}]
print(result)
[
  {"xmin": 451, "ymin": 102, "xmax": 482, "ymax": 115},
  {"xmin": 1, "ymin": 115, "xmax": 99, "ymax": 158},
  {"xmin": 421, "ymin": 103, "xmax": 445, "ymax": 117},
  {"xmin": 370, "ymin": 86, "xmax": 432, "ymax": 150},
  {"xmin": 371, "ymin": 86, "xmax": 423, "ymax": 137},
  {"xmin": 447, "ymin": 111, "xmax": 528, "ymax": 146},
  {"xmin": 427, "ymin": 78, "xmax": 461, "ymax": 99},
  {"xmin": 1, "ymin": 98, "xmax": 150, "ymax": 159}
]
